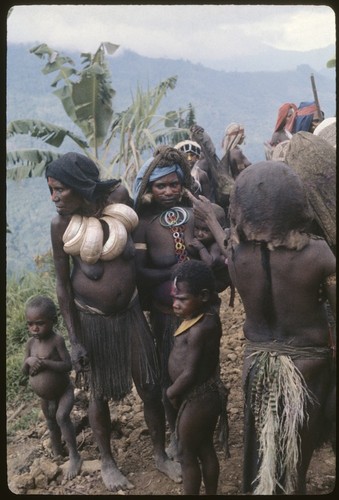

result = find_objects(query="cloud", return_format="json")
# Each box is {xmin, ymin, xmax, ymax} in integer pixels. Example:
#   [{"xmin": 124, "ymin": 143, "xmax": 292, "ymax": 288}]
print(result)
[{"xmin": 7, "ymin": 4, "xmax": 335, "ymax": 65}]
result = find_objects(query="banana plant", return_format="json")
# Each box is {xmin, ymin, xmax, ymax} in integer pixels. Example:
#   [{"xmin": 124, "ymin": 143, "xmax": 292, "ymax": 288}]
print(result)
[
  {"xmin": 102, "ymin": 78, "xmax": 193, "ymax": 184},
  {"xmin": 326, "ymin": 57, "xmax": 336, "ymax": 68},
  {"xmin": 7, "ymin": 42, "xmax": 193, "ymax": 190}
]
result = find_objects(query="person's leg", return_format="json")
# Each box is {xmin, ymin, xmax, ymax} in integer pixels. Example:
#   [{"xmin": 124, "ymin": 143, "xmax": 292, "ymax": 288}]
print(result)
[
  {"xmin": 40, "ymin": 399, "xmax": 63, "ymax": 457},
  {"xmin": 150, "ymin": 307, "xmax": 180, "ymax": 458},
  {"xmin": 130, "ymin": 317, "xmax": 181, "ymax": 483},
  {"xmin": 56, "ymin": 385, "xmax": 82, "ymax": 479},
  {"xmin": 88, "ymin": 397, "xmax": 134, "ymax": 492},
  {"xmin": 293, "ymin": 358, "xmax": 332, "ymax": 495},
  {"xmin": 177, "ymin": 394, "xmax": 220, "ymax": 495},
  {"xmin": 199, "ymin": 439, "xmax": 219, "ymax": 495}
]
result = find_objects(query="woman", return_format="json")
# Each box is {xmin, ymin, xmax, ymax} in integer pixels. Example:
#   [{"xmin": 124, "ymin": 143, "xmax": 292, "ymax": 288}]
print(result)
[{"xmin": 46, "ymin": 152, "xmax": 181, "ymax": 492}]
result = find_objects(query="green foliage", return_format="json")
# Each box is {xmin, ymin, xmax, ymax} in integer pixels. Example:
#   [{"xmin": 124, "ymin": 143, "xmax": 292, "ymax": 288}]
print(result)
[
  {"xmin": 6, "ymin": 352, "xmax": 33, "ymax": 403},
  {"xmin": 103, "ymin": 76, "xmax": 191, "ymax": 184},
  {"xmin": 7, "ymin": 404, "xmax": 41, "ymax": 436},
  {"xmin": 7, "ymin": 42, "xmax": 193, "ymax": 191},
  {"xmin": 326, "ymin": 57, "xmax": 336, "ymax": 68}
]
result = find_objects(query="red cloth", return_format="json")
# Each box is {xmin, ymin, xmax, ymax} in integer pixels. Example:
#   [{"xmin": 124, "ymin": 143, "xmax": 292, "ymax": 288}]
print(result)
[{"xmin": 273, "ymin": 103, "xmax": 297, "ymax": 133}]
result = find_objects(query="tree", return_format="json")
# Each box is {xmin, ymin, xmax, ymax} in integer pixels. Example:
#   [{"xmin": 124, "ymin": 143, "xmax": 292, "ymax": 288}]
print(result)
[
  {"xmin": 7, "ymin": 43, "xmax": 193, "ymax": 191},
  {"xmin": 326, "ymin": 57, "xmax": 336, "ymax": 69}
]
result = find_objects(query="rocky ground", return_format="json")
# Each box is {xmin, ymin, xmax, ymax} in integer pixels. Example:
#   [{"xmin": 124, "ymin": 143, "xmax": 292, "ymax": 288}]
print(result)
[{"xmin": 6, "ymin": 289, "xmax": 336, "ymax": 495}]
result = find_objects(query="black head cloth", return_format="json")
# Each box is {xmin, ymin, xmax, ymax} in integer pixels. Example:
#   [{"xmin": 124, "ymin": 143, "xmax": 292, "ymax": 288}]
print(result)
[{"xmin": 46, "ymin": 152, "xmax": 119, "ymax": 201}]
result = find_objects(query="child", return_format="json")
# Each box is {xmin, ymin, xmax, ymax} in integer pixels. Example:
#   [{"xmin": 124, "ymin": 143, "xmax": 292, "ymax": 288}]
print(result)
[
  {"xmin": 22, "ymin": 295, "xmax": 82, "ymax": 480},
  {"xmin": 167, "ymin": 260, "xmax": 229, "ymax": 495},
  {"xmin": 189, "ymin": 203, "xmax": 233, "ymax": 306}
]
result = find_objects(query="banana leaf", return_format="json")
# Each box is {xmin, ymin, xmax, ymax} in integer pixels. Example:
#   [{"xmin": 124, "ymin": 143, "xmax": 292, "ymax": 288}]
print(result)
[
  {"xmin": 7, "ymin": 119, "xmax": 88, "ymax": 149},
  {"xmin": 6, "ymin": 149, "xmax": 61, "ymax": 180}
]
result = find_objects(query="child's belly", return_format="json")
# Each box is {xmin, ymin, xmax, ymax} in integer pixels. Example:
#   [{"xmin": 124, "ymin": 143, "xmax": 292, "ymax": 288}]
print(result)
[{"xmin": 29, "ymin": 371, "xmax": 70, "ymax": 400}]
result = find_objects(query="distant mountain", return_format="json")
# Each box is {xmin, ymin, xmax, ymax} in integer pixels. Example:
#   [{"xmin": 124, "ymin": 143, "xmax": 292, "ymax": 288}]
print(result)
[
  {"xmin": 198, "ymin": 44, "xmax": 336, "ymax": 73},
  {"xmin": 6, "ymin": 43, "xmax": 336, "ymax": 276},
  {"xmin": 7, "ymin": 43, "xmax": 336, "ymax": 161}
]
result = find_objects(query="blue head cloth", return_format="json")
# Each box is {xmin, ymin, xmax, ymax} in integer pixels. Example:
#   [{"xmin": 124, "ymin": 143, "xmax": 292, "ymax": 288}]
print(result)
[{"xmin": 133, "ymin": 158, "xmax": 184, "ymax": 206}]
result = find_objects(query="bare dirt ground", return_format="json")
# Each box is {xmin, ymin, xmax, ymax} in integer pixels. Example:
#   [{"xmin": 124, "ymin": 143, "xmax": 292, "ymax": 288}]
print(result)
[{"xmin": 7, "ymin": 289, "xmax": 336, "ymax": 495}]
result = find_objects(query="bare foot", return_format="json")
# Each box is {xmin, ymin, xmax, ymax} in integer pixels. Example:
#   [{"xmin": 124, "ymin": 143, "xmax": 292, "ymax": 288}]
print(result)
[
  {"xmin": 101, "ymin": 460, "xmax": 135, "ymax": 492},
  {"xmin": 165, "ymin": 432, "xmax": 179, "ymax": 461},
  {"xmin": 155, "ymin": 454, "xmax": 182, "ymax": 484},
  {"xmin": 65, "ymin": 454, "xmax": 82, "ymax": 480}
]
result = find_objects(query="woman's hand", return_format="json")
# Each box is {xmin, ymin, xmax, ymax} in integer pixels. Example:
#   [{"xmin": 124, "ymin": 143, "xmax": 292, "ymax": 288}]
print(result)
[
  {"xmin": 71, "ymin": 342, "xmax": 90, "ymax": 374},
  {"xmin": 186, "ymin": 190, "xmax": 215, "ymax": 222}
]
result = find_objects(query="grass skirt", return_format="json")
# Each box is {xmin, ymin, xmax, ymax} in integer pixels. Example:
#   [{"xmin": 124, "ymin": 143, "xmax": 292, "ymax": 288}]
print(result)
[
  {"xmin": 150, "ymin": 307, "xmax": 181, "ymax": 388},
  {"xmin": 76, "ymin": 295, "xmax": 160, "ymax": 401},
  {"xmin": 243, "ymin": 343, "xmax": 331, "ymax": 494}
]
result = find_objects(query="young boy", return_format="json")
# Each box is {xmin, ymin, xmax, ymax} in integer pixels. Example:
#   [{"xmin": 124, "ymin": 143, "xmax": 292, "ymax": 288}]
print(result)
[
  {"xmin": 22, "ymin": 295, "xmax": 82, "ymax": 480},
  {"xmin": 167, "ymin": 260, "xmax": 229, "ymax": 495}
]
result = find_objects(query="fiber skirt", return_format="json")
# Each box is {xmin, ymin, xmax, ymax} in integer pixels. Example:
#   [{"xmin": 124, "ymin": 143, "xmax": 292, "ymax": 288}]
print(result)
[{"xmin": 76, "ymin": 294, "xmax": 160, "ymax": 401}]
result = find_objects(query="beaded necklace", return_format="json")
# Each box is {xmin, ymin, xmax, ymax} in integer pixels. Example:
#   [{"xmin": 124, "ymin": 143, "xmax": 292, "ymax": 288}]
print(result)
[{"xmin": 159, "ymin": 207, "xmax": 190, "ymax": 263}]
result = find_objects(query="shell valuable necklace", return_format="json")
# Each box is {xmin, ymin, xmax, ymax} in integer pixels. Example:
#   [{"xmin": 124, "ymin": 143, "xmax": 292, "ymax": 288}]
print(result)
[
  {"xmin": 159, "ymin": 207, "xmax": 190, "ymax": 263},
  {"xmin": 62, "ymin": 203, "xmax": 139, "ymax": 264}
]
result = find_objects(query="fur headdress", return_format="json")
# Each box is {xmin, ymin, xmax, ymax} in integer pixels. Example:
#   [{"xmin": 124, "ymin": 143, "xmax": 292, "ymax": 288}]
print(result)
[{"xmin": 229, "ymin": 161, "xmax": 312, "ymax": 250}]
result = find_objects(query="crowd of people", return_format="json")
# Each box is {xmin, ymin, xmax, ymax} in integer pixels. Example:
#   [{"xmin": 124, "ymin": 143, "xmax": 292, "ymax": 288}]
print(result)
[{"xmin": 20, "ymin": 110, "xmax": 336, "ymax": 495}]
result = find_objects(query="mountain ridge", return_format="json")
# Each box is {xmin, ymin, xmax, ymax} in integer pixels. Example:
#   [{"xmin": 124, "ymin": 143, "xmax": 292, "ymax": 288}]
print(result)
[{"xmin": 6, "ymin": 43, "xmax": 336, "ymax": 276}]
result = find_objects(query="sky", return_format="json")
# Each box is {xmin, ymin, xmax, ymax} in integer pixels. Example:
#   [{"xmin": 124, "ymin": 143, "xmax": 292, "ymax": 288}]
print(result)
[{"xmin": 7, "ymin": 4, "xmax": 336, "ymax": 69}]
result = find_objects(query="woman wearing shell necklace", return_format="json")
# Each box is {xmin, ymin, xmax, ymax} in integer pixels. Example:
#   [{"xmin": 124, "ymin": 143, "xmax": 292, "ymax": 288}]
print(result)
[
  {"xmin": 133, "ymin": 145, "xmax": 197, "ymax": 460},
  {"xmin": 46, "ymin": 152, "xmax": 182, "ymax": 492}
]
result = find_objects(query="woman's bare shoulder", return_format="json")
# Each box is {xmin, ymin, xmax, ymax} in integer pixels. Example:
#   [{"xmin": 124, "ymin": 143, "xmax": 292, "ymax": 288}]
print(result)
[{"xmin": 51, "ymin": 214, "xmax": 70, "ymax": 229}]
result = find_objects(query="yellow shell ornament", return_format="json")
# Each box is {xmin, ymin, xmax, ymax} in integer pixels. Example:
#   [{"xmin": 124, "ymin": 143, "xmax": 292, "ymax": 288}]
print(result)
[
  {"xmin": 100, "ymin": 216, "xmax": 128, "ymax": 261},
  {"xmin": 63, "ymin": 216, "xmax": 88, "ymax": 256},
  {"xmin": 62, "ymin": 204, "xmax": 134, "ymax": 263},
  {"xmin": 79, "ymin": 217, "xmax": 104, "ymax": 264},
  {"xmin": 62, "ymin": 214, "xmax": 83, "ymax": 244},
  {"xmin": 102, "ymin": 203, "xmax": 139, "ymax": 232}
]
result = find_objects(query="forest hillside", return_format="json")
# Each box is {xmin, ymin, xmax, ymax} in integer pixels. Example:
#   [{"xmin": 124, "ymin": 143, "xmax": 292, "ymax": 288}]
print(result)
[{"xmin": 6, "ymin": 43, "xmax": 336, "ymax": 276}]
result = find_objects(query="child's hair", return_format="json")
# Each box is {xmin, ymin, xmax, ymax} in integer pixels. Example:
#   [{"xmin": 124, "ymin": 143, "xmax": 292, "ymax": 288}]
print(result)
[
  {"xmin": 172, "ymin": 260, "xmax": 216, "ymax": 296},
  {"xmin": 25, "ymin": 295, "xmax": 58, "ymax": 323}
]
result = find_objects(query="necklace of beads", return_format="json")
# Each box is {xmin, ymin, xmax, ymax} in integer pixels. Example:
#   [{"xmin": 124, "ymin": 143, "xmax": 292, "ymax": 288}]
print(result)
[{"xmin": 159, "ymin": 207, "xmax": 190, "ymax": 262}]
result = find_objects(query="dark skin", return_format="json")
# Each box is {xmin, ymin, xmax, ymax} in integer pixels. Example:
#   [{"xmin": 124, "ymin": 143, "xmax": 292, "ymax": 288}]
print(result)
[
  {"xmin": 189, "ymin": 215, "xmax": 230, "ymax": 294},
  {"xmin": 47, "ymin": 176, "xmax": 181, "ymax": 491},
  {"xmin": 23, "ymin": 306, "xmax": 82, "ymax": 479},
  {"xmin": 134, "ymin": 172, "xmax": 195, "ymax": 312},
  {"xmin": 167, "ymin": 281, "xmax": 222, "ymax": 495},
  {"xmin": 133, "ymin": 172, "xmax": 196, "ymax": 455},
  {"xmin": 227, "ymin": 239, "xmax": 336, "ymax": 494},
  {"xmin": 227, "ymin": 146, "xmax": 251, "ymax": 179},
  {"xmin": 270, "ymin": 129, "xmax": 291, "ymax": 146},
  {"xmin": 188, "ymin": 191, "xmax": 336, "ymax": 493},
  {"xmin": 186, "ymin": 192, "xmax": 229, "ymax": 261}
]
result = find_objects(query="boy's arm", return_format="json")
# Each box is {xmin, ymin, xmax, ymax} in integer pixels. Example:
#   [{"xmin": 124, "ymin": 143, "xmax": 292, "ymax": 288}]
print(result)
[
  {"xmin": 22, "ymin": 341, "xmax": 33, "ymax": 375},
  {"xmin": 189, "ymin": 238, "xmax": 214, "ymax": 266}
]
